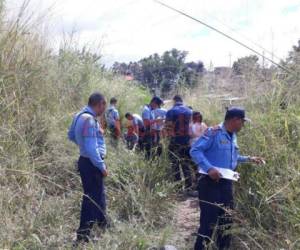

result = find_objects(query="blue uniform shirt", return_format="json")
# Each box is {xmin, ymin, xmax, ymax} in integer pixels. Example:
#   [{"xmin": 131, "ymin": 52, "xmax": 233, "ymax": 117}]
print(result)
[
  {"xmin": 132, "ymin": 114, "xmax": 144, "ymax": 128},
  {"xmin": 68, "ymin": 106, "xmax": 107, "ymax": 172},
  {"xmin": 106, "ymin": 105, "xmax": 119, "ymax": 128},
  {"xmin": 142, "ymin": 105, "xmax": 154, "ymax": 130},
  {"xmin": 166, "ymin": 102, "xmax": 192, "ymax": 145},
  {"xmin": 142, "ymin": 105, "xmax": 154, "ymax": 120},
  {"xmin": 190, "ymin": 123, "xmax": 250, "ymax": 173},
  {"xmin": 152, "ymin": 108, "xmax": 167, "ymax": 131}
]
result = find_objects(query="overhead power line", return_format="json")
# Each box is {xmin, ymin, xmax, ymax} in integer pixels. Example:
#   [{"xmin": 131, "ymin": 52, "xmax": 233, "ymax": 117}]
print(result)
[
  {"xmin": 153, "ymin": 0, "xmax": 298, "ymax": 78},
  {"xmin": 200, "ymin": 11, "xmax": 282, "ymax": 62}
]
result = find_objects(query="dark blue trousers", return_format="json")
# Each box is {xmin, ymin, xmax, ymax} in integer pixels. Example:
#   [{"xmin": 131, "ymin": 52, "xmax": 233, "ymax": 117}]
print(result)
[
  {"xmin": 168, "ymin": 143, "xmax": 192, "ymax": 189},
  {"xmin": 195, "ymin": 176, "xmax": 233, "ymax": 250},
  {"xmin": 77, "ymin": 156, "xmax": 107, "ymax": 241},
  {"xmin": 143, "ymin": 131, "xmax": 154, "ymax": 160}
]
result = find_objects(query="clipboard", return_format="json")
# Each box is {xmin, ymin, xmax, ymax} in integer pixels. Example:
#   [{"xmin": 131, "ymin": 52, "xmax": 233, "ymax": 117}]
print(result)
[{"xmin": 199, "ymin": 167, "xmax": 240, "ymax": 181}]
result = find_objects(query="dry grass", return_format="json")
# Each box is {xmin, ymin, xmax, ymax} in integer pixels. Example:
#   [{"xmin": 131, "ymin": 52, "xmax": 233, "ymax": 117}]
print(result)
[
  {"xmin": 184, "ymin": 72, "xmax": 300, "ymax": 250},
  {"xmin": 0, "ymin": 3, "xmax": 174, "ymax": 249}
]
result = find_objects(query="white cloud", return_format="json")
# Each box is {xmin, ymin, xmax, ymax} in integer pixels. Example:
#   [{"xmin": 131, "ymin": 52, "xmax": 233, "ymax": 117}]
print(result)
[{"xmin": 6, "ymin": 0, "xmax": 300, "ymax": 68}]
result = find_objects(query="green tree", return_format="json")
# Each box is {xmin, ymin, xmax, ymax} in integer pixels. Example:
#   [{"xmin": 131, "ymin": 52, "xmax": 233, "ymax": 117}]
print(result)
[
  {"xmin": 280, "ymin": 40, "xmax": 300, "ymax": 104},
  {"xmin": 112, "ymin": 48, "xmax": 204, "ymax": 95},
  {"xmin": 232, "ymin": 55, "xmax": 260, "ymax": 75}
]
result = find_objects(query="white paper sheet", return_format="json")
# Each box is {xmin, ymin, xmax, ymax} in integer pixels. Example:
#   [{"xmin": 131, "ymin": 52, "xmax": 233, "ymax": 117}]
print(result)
[{"xmin": 199, "ymin": 167, "xmax": 240, "ymax": 181}]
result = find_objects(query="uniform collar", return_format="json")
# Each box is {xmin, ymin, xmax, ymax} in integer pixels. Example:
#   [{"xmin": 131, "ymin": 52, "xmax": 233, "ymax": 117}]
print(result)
[
  {"xmin": 145, "ymin": 104, "xmax": 153, "ymax": 110},
  {"xmin": 220, "ymin": 122, "xmax": 236, "ymax": 140},
  {"xmin": 174, "ymin": 102, "xmax": 183, "ymax": 106},
  {"xmin": 84, "ymin": 106, "xmax": 96, "ymax": 117}
]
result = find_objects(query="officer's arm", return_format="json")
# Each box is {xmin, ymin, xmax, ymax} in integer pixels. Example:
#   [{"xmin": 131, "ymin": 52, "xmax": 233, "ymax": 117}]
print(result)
[
  {"xmin": 115, "ymin": 110, "xmax": 120, "ymax": 121},
  {"xmin": 190, "ymin": 130, "xmax": 215, "ymax": 172},
  {"xmin": 82, "ymin": 117, "xmax": 106, "ymax": 173},
  {"xmin": 233, "ymin": 135, "xmax": 250, "ymax": 163},
  {"xmin": 238, "ymin": 155, "xmax": 250, "ymax": 163},
  {"xmin": 235, "ymin": 140, "xmax": 250, "ymax": 163}
]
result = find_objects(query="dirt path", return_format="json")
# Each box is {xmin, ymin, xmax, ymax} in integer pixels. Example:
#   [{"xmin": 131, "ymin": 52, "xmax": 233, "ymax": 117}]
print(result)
[{"xmin": 171, "ymin": 196, "xmax": 200, "ymax": 249}]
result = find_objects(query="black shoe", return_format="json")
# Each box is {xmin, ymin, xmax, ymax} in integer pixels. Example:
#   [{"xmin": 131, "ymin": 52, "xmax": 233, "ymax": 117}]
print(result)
[
  {"xmin": 72, "ymin": 237, "xmax": 89, "ymax": 248},
  {"xmin": 73, "ymin": 231, "xmax": 90, "ymax": 246}
]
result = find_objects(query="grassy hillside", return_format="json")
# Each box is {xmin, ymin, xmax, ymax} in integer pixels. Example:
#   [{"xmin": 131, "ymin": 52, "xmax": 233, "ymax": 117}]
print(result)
[{"xmin": 0, "ymin": 4, "xmax": 175, "ymax": 249}]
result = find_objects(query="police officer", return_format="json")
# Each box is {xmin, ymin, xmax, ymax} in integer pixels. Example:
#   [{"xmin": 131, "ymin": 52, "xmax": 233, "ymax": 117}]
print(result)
[
  {"xmin": 141, "ymin": 96, "xmax": 164, "ymax": 160},
  {"xmin": 68, "ymin": 92, "xmax": 108, "ymax": 243},
  {"xmin": 152, "ymin": 105, "xmax": 167, "ymax": 157},
  {"xmin": 165, "ymin": 95, "xmax": 193, "ymax": 190},
  {"xmin": 190, "ymin": 107, "xmax": 265, "ymax": 250},
  {"xmin": 106, "ymin": 97, "xmax": 121, "ymax": 145}
]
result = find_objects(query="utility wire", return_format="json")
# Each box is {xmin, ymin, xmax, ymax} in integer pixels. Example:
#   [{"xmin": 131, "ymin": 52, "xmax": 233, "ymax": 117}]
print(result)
[
  {"xmin": 201, "ymin": 11, "xmax": 283, "ymax": 62},
  {"xmin": 153, "ymin": 0, "xmax": 298, "ymax": 78}
]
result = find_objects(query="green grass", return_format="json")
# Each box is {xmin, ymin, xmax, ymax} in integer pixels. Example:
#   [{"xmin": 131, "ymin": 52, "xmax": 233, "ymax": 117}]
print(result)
[
  {"xmin": 0, "ymin": 4, "xmax": 174, "ymax": 249},
  {"xmin": 186, "ymin": 75, "xmax": 300, "ymax": 249}
]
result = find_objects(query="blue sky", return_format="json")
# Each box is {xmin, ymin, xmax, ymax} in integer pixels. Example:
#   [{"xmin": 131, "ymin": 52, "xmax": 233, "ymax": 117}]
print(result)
[{"xmin": 7, "ymin": 0, "xmax": 300, "ymax": 68}]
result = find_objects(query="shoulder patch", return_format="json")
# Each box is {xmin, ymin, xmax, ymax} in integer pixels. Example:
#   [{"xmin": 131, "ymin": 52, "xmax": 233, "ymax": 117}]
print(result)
[
  {"xmin": 82, "ymin": 117, "xmax": 97, "ymax": 137},
  {"xmin": 204, "ymin": 125, "xmax": 221, "ymax": 137}
]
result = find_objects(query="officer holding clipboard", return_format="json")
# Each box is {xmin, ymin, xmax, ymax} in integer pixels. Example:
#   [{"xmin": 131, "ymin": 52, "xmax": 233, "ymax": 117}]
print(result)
[{"xmin": 190, "ymin": 107, "xmax": 265, "ymax": 250}]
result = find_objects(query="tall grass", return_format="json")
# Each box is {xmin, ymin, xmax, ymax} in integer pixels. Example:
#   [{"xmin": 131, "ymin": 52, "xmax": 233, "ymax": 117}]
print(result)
[
  {"xmin": 186, "ymin": 75, "xmax": 300, "ymax": 249},
  {"xmin": 0, "ymin": 3, "xmax": 174, "ymax": 249}
]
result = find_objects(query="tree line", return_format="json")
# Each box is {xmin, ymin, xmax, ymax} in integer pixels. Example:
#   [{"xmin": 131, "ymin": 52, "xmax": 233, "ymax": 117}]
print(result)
[
  {"xmin": 112, "ymin": 48, "xmax": 205, "ymax": 95},
  {"xmin": 111, "ymin": 40, "xmax": 300, "ymax": 96}
]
